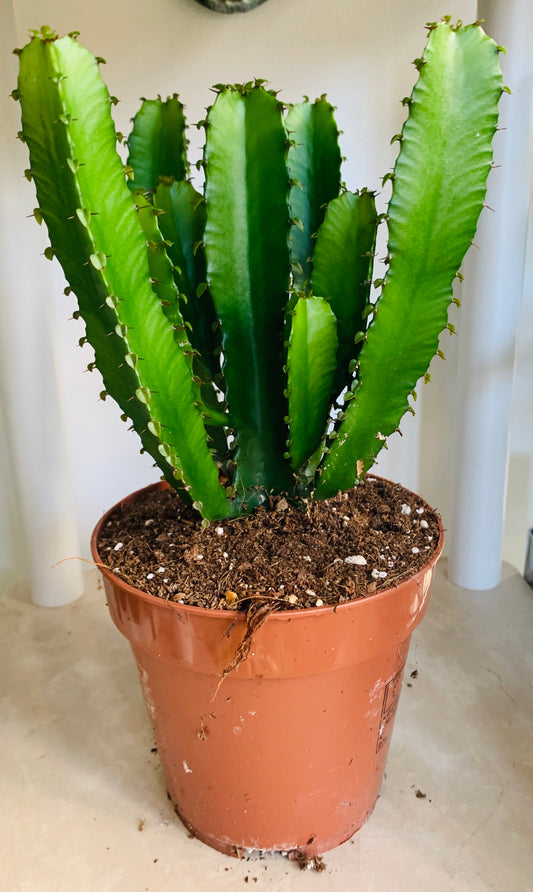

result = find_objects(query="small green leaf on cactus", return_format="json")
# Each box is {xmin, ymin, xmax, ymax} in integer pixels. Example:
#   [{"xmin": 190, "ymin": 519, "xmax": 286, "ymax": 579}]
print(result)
[
  {"xmin": 89, "ymin": 251, "xmax": 107, "ymax": 270},
  {"xmin": 147, "ymin": 419, "xmax": 162, "ymax": 437},
  {"xmin": 75, "ymin": 207, "xmax": 91, "ymax": 227},
  {"xmin": 114, "ymin": 322, "xmax": 128, "ymax": 338},
  {"xmin": 135, "ymin": 386, "xmax": 151, "ymax": 405}
]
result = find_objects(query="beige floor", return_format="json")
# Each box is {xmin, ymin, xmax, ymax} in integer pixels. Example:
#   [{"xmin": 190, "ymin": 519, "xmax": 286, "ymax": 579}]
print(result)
[{"xmin": 2, "ymin": 560, "xmax": 532, "ymax": 892}]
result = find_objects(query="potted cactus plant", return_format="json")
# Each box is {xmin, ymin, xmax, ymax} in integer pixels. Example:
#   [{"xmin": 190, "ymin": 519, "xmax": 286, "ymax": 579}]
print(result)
[{"xmin": 15, "ymin": 20, "xmax": 503, "ymax": 863}]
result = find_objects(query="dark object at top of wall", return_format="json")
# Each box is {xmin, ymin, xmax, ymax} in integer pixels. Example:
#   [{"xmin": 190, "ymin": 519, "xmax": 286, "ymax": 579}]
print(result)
[{"xmin": 194, "ymin": 0, "xmax": 270, "ymax": 13}]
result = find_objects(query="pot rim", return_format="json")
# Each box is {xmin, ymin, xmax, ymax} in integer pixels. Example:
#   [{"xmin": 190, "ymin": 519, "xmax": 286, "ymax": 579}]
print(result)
[{"xmin": 90, "ymin": 477, "xmax": 444, "ymax": 622}]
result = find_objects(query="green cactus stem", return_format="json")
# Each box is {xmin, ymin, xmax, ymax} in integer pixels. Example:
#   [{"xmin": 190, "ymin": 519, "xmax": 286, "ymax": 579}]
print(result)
[
  {"xmin": 17, "ymin": 30, "xmax": 230, "ymax": 519},
  {"xmin": 311, "ymin": 189, "xmax": 377, "ymax": 399},
  {"xmin": 127, "ymin": 94, "xmax": 188, "ymax": 192},
  {"xmin": 204, "ymin": 84, "xmax": 293, "ymax": 503},
  {"xmin": 287, "ymin": 295, "xmax": 338, "ymax": 470},
  {"xmin": 286, "ymin": 98, "xmax": 342, "ymax": 290},
  {"xmin": 133, "ymin": 190, "xmax": 190, "ymax": 353},
  {"xmin": 316, "ymin": 21, "xmax": 504, "ymax": 498},
  {"xmin": 154, "ymin": 180, "xmax": 221, "ymax": 382}
]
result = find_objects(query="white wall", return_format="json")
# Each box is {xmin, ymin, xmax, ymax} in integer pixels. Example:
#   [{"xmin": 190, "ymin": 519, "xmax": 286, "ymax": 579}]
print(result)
[{"xmin": 2, "ymin": 0, "xmax": 531, "ymax": 593}]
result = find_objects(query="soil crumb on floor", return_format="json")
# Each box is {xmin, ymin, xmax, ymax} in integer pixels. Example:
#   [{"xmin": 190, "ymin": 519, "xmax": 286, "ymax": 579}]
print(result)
[{"xmin": 97, "ymin": 477, "xmax": 441, "ymax": 611}]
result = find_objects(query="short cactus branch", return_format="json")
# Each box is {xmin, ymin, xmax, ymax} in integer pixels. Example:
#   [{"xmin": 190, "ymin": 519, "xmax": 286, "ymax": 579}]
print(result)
[
  {"xmin": 127, "ymin": 95, "xmax": 189, "ymax": 192},
  {"xmin": 286, "ymin": 98, "xmax": 342, "ymax": 291},
  {"xmin": 287, "ymin": 295, "xmax": 338, "ymax": 470}
]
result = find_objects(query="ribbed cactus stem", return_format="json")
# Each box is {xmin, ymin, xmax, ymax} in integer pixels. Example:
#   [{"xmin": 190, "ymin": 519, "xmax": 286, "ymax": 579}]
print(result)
[
  {"xmin": 127, "ymin": 94, "xmax": 189, "ymax": 192},
  {"xmin": 17, "ymin": 30, "xmax": 231, "ymax": 519},
  {"xmin": 316, "ymin": 21, "xmax": 504, "ymax": 498},
  {"xmin": 204, "ymin": 84, "xmax": 293, "ymax": 502}
]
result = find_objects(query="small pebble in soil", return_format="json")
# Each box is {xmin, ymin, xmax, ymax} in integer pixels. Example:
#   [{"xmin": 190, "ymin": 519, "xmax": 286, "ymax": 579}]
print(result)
[
  {"xmin": 215, "ymin": 527, "xmax": 224, "ymax": 536},
  {"xmin": 146, "ymin": 573, "xmax": 154, "ymax": 580},
  {"xmin": 420, "ymin": 519, "xmax": 429, "ymax": 529},
  {"xmin": 345, "ymin": 555, "xmax": 367, "ymax": 565},
  {"xmin": 401, "ymin": 504, "xmax": 411, "ymax": 515},
  {"xmin": 412, "ymin": 547, "xmax": 420, "ymax": 554},
  {"xmin": 113, "ymin": 542, "xmax": 123, "ymax": 551}
]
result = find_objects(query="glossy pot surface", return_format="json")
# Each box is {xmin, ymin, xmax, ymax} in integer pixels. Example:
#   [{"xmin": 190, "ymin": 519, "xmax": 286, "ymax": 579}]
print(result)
[{"xmin": 91, "ymin": 482, "xmax": 443, "ymax": 857}]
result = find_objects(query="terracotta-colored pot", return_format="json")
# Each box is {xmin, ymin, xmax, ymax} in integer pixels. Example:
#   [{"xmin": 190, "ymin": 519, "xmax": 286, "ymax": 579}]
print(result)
[{"xmin": 91, "ymin": 482, "xmax": 443, "ymax": 858}]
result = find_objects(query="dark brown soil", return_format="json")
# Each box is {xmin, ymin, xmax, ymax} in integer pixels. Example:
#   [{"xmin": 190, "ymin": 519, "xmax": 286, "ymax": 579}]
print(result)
[{"xmin": 96, "ymin": 477, "xmax": 441, "ymax": 611}]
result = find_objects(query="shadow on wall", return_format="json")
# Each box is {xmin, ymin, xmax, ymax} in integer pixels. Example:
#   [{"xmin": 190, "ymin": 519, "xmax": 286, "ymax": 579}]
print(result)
[
  {"xmin": 0, "ymin": 398, "xmax": 24, "ymax": 595},
  {"xmin": 503, "ymin": 453, "xmax": 531, "ymax": 573}
]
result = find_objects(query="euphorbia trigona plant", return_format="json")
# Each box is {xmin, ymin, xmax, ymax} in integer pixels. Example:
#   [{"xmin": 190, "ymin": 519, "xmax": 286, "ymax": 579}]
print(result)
[{"xmin": 14, "ymin": 20, "xmax": 504, "ymax": 522}]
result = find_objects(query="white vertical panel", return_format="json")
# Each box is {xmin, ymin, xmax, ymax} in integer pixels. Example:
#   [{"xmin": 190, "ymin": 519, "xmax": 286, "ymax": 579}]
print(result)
[
  {"xmin": 0, "ymin": 0, "xmax": 83, "ymax": 605},
  {"xmin": 448, "ymin": 0, "xmax": 533, "ymax": 589}
]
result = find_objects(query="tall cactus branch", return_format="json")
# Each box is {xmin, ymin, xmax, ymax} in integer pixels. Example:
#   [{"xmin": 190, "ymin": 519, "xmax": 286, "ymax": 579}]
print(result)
[
  {"xmin": 204, "ymin": 84, "xmax": 293, "ymax": 504},
  {"xmin": 316, "ymin": 22, "xmax": 504, "ymax": 498},
  {"xmin": 17, "ymin": 30, "xmax": 230, "ymax": 519}
]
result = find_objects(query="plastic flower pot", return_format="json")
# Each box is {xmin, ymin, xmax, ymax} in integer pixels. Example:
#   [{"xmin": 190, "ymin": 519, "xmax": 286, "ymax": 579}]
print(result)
[{"xmin": 91, "ymin": 482, "xmax": 444, "ymax": 857}]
